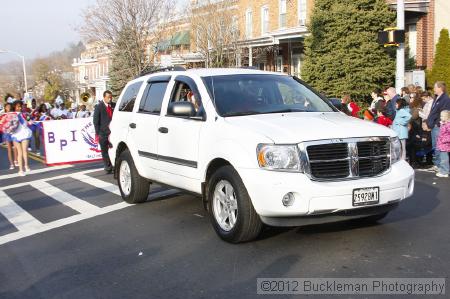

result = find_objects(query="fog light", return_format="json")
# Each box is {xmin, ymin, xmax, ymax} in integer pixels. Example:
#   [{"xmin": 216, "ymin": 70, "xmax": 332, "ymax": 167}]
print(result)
[{"xmin": 282, "ymin": 192, "xmax": 295, "ymax": 207}]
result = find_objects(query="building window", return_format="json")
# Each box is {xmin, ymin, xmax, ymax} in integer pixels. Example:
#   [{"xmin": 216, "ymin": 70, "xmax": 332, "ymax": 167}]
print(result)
[
  {"xmin": 279, "ymin": 0, "xmax": 287, "ymax": 28},
  {"xmin": 298, "ymin": 0, "xmax": 307, "ymax": 26},
  {"xmin": 408, "ymin": 24, "xmax": 417, "ymax": 59},
  {"xmin": 276, "ymin": 56, "xmax": 283, "ymax": 72},
  {"xmin": 246, "ymin": 10, "xmax": 253, "ymax": 38},
  {"xmin": 261, "ymin": 6, "xmax": 269, "ymax": 35},
  {"xmin": 231, "ymin": 15, "xmax": 238, "ymax": 39}
]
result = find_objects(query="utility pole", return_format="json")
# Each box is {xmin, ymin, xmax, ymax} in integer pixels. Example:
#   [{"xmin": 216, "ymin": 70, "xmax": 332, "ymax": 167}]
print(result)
[
  {"xmin": 0, "ymin": 49, "xmax": 28, "ymax": 94},
  {"xmin": 396, "ymin": 0, "xmax": 405, "ymax": 93}
]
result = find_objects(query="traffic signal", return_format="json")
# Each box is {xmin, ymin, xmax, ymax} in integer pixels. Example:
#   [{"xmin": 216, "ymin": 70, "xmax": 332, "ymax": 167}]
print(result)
[{"xmin": 378, "ymin": 28, "xmax": 405, "ymax": 47}]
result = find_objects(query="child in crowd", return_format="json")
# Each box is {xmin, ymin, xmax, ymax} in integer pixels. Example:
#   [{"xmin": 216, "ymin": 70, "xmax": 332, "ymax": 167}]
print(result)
[
  {"xmin": 392, "ymin": 98, "xmax": 412, "ymax": 160},
  {"xmin": 436, "ymin": 110, "xmax": 450, "ymax": 178},
  {"xmin": 377, "ymin": 108, "xmax": 393, "ymax": 127}
]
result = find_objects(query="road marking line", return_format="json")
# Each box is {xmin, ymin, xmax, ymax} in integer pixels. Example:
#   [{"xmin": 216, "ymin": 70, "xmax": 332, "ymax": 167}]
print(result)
[
  {"xmin": 70, "ymin": 173, "xmax": 120, "ymax": 196},
  {"xmin": 0, "ymin": 168, "xmax": 104, "ymax": 191},
  {"xmin": 32, "ymin": 181, "xmax": 101, "ymax": 214},
  {"xmin": 0, "ymin": 164, "xmax": 73, "ymax": 180},
  {"xmin": 0, "ymin": 202, "xmax": 131, "ymax": 246},
  {"xmin": 0, "ymin": 190, "xmax": 43, "ymax": 231}
]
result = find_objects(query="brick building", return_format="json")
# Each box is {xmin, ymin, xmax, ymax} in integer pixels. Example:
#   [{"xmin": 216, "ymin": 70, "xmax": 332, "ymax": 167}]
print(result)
[
  {"xmin": 236, "ymin": 0, "xmax": 313, "ymax": 76},
  {"xmin": 72, "ymin": 41, "xmax": 112, "ymax": 104}
]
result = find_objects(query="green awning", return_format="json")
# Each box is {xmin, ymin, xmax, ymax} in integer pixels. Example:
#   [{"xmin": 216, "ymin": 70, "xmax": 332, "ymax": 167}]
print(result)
[{"xmin": 170, "ymin": 31, "xmax": 190, "ymax": 46}]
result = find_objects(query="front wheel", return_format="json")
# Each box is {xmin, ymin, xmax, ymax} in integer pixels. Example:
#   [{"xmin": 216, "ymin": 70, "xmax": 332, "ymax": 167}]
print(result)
[
  {"xmin": 117, "ymin": 149, "xmax": 150, "ymax": 204},
  {"xmin": 207, "ymin": 166, "xmax": 263, "ymax": 243}
]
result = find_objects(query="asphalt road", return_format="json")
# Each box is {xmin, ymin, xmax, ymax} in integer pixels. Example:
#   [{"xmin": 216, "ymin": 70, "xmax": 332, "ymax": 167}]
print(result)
[{"xmin": 0, "ymin": 148, "xmax": 449, "ymax": 299}]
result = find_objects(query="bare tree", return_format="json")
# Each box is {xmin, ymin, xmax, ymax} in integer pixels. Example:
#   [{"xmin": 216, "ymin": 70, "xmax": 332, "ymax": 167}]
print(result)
[
  {"xmin": 80, "ymin": 0, "xmax": 176, "ymax": 76},
  {"xmin": 189, "ymin": 0, "xmax": 240, "ymax": 68}
]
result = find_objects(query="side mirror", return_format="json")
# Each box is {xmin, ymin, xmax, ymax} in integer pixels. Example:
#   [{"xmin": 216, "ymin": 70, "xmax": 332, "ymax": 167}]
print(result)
[{"xmin": 167, "ymin": 101, "xmax": 196, "ymax": 117}]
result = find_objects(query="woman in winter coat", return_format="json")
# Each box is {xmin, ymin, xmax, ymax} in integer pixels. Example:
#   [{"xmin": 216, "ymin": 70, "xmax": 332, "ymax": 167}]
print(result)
[{"xmin": 392, "ymin": 98, "xmax": 412, "ymax": 161}]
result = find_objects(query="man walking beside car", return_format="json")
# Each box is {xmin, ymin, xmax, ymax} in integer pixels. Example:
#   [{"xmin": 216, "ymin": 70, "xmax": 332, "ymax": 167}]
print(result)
[
  {"xmin": 93, "ymin": 90, "xmax": 115, "ymax": 173},
  {"xmin": 427, "ymin": 81, "xmax": 450, "ymax": 177}
]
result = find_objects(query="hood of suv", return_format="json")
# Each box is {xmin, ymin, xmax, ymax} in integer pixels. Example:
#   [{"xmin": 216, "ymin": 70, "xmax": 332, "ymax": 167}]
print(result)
[{"xmin": 224, "ymin": 112, "xmax": 395, "ymax": 143}]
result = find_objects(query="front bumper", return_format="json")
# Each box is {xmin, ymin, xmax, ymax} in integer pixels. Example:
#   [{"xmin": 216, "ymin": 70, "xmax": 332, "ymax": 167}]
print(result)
[
  {"xmin": 260, "ymin": 202, "xmax": 399, "ymax": 227},
  {"xmin": 238, "ymin": 160, "xmax": 414, "ymax": 219}
]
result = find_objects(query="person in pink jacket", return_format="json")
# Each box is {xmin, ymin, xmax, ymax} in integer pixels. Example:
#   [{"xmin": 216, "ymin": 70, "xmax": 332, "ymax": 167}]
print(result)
[{"xmin": 436, "ymin": 110, "xmax": 450, "ymax": 177}]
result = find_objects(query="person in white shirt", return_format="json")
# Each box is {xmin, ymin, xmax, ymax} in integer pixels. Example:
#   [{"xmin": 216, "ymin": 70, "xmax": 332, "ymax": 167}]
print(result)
[
  {"xmin": 57, "ymin": 103, "xmax": 70, "ymax": 119},
  {"xmin": 75, "ymin": 105, "xmax": 90, "ymax": 118},
  {"xmin": 50, "ymin": 104, "xmax": 59, "ymax": 119}
]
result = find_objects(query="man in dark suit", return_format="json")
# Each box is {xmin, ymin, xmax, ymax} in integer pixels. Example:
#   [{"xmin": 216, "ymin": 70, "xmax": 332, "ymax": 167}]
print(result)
[
  {"xmin": 93, "ymin": 90, "xmax": 115, "ymax": 173},
  {"xmin": 427, "ymin": 81, "xmax": 450, "ymax": 177},
  {"xmin": 385, "ymin": 87, "xmax": 400, "ymax": 120}
]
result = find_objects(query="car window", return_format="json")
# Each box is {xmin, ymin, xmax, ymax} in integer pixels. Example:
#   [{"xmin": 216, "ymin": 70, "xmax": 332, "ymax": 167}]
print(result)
[
  {"xmin": 202, "ymin": 74, "xmax": 334, "ymax": 117},
  {"xmin": 170, "ymin": 81, "xmax": 203, "ymax": 114},
  {"xmin": 139, "ymin": 82, "xmax": 169, "ymax": 114},
  {"xmin": 119, "ymin": 81, "xmax": 143, "ymax": 112}
]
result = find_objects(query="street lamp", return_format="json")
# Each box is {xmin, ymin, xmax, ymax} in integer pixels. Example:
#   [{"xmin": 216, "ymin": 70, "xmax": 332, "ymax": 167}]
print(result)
[{"xmin": 0, "ymin": 49, "xmax": 28, "ymax": 94}]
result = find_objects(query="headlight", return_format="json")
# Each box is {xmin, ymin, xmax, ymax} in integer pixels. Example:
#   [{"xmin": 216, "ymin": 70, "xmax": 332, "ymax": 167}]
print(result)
[
  {"xmin": 390, "ymin": 137, "xmax": 402, "ymax": 164},
  {"xmin": 256, "ymin": 144, "xmax": 303, "ymax": 172}
]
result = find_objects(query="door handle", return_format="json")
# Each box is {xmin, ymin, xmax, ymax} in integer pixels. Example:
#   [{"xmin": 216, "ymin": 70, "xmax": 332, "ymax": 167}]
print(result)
[
  {"xmin": 158, "ymin": 127, "xmax": 169, "ymax": 134},
  {"xmin": 129, "ymin": 123, "xmax": 136, "ymax": 129}
]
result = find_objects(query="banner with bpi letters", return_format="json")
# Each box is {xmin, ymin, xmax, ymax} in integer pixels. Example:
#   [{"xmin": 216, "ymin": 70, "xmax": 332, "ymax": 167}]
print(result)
[{"xmin": 43, "ymin": 118, "xmax": 103, "ymax": 165}]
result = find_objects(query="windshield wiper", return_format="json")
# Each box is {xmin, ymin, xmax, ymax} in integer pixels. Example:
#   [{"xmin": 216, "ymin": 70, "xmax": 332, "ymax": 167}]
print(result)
[
  {"xmin": 222, "ymin": 111, "xmax": 261, "ymax": 117},
  {"xmin": 263, "ymin": 108, "xmax": 308, "ymax": 114}
]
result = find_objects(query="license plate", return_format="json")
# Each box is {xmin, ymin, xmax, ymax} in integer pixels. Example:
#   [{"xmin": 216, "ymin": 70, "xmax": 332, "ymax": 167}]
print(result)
[{"xmin": 352, "ymin": 187, "xmax": 380, "ymax": 206}]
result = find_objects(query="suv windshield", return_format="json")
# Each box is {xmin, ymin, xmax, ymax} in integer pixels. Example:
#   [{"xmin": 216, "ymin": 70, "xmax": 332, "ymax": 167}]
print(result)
[{"xmin": 203, "ymin": 74, "xmax": 335, "ymax": 117}]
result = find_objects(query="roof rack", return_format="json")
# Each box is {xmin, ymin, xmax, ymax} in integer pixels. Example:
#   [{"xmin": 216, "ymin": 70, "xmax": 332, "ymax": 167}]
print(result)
[{"xmin": 138, "ymin": 66, "xmax": 186, "ymax": 77}]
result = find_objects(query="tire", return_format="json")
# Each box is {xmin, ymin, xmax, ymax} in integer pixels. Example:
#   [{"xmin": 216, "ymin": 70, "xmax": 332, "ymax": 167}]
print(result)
[
  {"xmin": 116, "ymin": 149, "xmax": 150, "ymax": 204},
  {"xmin": 207, "ymin": 165, "xmax": 263, "ymax": 243}
]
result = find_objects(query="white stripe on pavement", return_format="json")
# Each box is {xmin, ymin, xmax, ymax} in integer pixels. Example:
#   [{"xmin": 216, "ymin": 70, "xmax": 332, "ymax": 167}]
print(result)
[
  {"xmin": 0, "ymin": 168, "xmax": 104, "ymax": 191},
  {"xmin": 0, "ymin": 164, "xmax": 73, "ymax": 180},
  {"xmin": 32, "ymin": 181, "xmax": 102, "ymax": 214},
  {"xmin": 0, "ymin": 202, "xmax": 131, "ymax": 246},
  {"xmin": 0, "ymin": 190, "xmax": 43, "ymax": 231},
  {"xmin": 70, "ymin": 173, "xmax": 121, "ymax": 196}
]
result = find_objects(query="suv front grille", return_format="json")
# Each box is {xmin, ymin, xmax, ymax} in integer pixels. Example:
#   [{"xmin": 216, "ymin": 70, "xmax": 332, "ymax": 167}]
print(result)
[{"xmin": 305, "ymin": 138, "xmax": 390, "ymax": 180}]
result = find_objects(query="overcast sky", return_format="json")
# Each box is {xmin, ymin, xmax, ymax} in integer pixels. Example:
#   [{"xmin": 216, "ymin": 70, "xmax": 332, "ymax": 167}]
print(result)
[{"xmin": 0, "ymin": 0, "xmax": 97, "ymax": 64}]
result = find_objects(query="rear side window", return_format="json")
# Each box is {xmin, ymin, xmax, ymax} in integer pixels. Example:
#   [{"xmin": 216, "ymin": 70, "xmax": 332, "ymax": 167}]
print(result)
[
  {"xmin": 139, "ymin": 82, "xmax": 169, "ymax": 114},
  {"xmin": 119, "ymin": 81, "xmax": 143, "ymax": 112}
]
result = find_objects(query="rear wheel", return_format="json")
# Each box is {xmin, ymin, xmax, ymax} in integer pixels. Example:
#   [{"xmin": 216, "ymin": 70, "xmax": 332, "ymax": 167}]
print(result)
[
  {"xmin": 117, "ymin": 149, "xmax": 149, "ymax": 204},
  {"xmin": 207, "ymin": 166, "xmax": 262, "ymax": 243}
]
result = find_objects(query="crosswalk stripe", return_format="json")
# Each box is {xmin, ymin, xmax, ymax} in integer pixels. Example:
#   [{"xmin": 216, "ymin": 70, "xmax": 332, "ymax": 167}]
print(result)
[
  {"xmin": 0, "ymin": 164, "xmax": 73, "ymax": 180},
  {"xmin": 0, "ymin": 202, "xmax": 131, "ymax": 246},
  {"xmin": 70, "ymin": 173, "xmax": 121, "ymax": 196},
  {"xmin": 0, "ymin": 190, "xmax": 43, "ymax": 231},
  {"xmin": 0, "ymin": 168, "xmax": 104, "ymax": 191},
  {"xmin": 32, "ymin": 181, "xmax": 102, "ymax": 214}
]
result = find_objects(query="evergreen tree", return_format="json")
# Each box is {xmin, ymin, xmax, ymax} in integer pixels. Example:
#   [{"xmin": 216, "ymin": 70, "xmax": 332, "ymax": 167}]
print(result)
[
  {"xmin": 427, "ymin": 29, "xmax": 450, "ymax": 88},
  {"xmin": 109, "ymin": 27, "xmax": 144, "ymax": 97},
  {"xmin": 302, "ymin": 0, "xmax": 396, "ymax": 100}
]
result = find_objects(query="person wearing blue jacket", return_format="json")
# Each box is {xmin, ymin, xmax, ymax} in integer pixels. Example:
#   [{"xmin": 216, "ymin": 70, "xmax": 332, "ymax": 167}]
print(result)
[{"xmin": 392, "ymin": 98, "xmax": 412, "ymax": 161}]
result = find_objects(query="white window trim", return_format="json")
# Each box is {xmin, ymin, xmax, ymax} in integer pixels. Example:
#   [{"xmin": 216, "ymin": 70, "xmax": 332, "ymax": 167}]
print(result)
[
  {"xmin": 261, "ymin": 6, "xmax": 269, "ymax": 36},
  {"xmin": 298, "ymin": 0, "xmax": 307, "ymax": 26},
  {"xmin": 246, "ymin": 9, "xmax": 253, "ymax": 38},
  {"xmin": 279, "ymin": 0, "xmax": 287, "ymax": 29}
]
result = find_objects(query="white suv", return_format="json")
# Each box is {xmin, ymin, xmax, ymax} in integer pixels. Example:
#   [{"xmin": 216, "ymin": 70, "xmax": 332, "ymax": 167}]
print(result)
[{"xmin": 109, "ymin": 68, "xmax": 415, "ymax": 243}]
